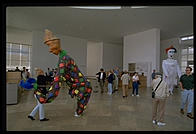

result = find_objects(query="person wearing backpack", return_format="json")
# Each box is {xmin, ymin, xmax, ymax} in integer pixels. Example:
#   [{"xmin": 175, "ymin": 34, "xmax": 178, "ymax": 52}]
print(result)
[
  {"xmin": 152, "ymin": 72, "xmax": 169, "ymax": 126},
  {"xmin": 28, "ymin": 69, "xmax": 49, "ymax": 121}
]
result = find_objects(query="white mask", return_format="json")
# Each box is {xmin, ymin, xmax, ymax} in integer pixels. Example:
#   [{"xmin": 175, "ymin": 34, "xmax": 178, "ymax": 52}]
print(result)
[{"xmin": 167, "ymin": 49, "xmax": 175, "ymax": 58}]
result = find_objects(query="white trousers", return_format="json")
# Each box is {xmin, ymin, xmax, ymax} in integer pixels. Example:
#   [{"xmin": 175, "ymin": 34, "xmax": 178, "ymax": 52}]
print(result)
[
  {"xmin": 29, "ymin": 94, "xmax": 45, "ymax": 120},
  {"xmin": 163, "ymin": 76, "xmax": 175, "ymax": 93}
]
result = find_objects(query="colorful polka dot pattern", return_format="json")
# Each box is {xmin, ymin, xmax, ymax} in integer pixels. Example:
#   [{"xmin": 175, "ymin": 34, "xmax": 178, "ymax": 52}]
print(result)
[{"xmin": 34, "ymin": 50, "xmax": 92, "ymax": 115}]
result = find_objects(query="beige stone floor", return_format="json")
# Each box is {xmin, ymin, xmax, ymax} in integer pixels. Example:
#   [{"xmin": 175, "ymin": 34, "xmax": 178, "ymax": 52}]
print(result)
[{"xmin": 7, "ymin": 79, "xmax": 194, "ymax": 131}]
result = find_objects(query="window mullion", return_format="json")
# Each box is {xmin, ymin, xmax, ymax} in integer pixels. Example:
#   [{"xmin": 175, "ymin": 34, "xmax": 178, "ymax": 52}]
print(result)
[
  {"xmin": 20, "ymin": 44, "xmax": 22, "ymax": 67},
  {"xmin": 29, "ymin": 46, "xmax": 30, "ymax": 70},
  {"xmin": 10, "ymin": 43, "xmax": 12, "ymax": 67}
]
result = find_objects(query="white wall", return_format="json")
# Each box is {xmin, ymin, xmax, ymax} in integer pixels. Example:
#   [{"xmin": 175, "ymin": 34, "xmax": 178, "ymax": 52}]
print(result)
[
  {"xmin": 87, "ymin": 41, "xmax": 103, "ymax": 76},
  {"xmin": 31, "ymin": 30, "xmax": 88, "ymax": 77},
  {"xmin": 6, "ymin": 26, "xmax": 33, "ymax": 45},
  {"xmin": 102, "ymin": 42, "xmax": 123, "ymax": 72},
  {"xmin": 123, "ymin": 28, "xmax": 160, "ymax": 87}
]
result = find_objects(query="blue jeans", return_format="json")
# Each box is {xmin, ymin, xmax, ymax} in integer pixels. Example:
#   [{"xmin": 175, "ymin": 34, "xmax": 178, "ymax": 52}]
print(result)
[
  {"xmin": 108, "ymin": 83, "xmax": 113, "ymax": 95},
  {"xmin": 30, "ymin": 94, "xmax": 45, "ymax": 120},
  {"xmin": 132, "ymin": 82, "xmax": 139, "ymax": 95},
  {"xmin": 181, "ymin": 89, "xmax": 194, "ymax": 113}
]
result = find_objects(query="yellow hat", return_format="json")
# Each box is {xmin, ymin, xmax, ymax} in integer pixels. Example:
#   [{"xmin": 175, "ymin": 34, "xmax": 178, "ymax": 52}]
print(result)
[{"xmin": 44, "ymin": 29, "xmax": 60, "ymax": 44}]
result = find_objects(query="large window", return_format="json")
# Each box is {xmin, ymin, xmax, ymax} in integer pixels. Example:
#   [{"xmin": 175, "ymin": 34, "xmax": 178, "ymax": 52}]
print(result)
[
  {"xmin": 180, "ymin": 35, "xmax": 194, "ymax": 74},
  {"xmin": 6, "ymin": 42, "xmax": 32, "ymax": 71}
]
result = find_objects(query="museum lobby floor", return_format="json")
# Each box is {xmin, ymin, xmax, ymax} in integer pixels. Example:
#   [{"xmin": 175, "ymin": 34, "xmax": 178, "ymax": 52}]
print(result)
[{"xmin": 7, "ymin": 79, "xmax": 193, "ymax": 131}]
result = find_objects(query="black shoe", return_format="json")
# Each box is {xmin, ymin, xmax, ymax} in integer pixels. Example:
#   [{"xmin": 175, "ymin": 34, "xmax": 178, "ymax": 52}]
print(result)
[
  {"xmin": 123, "ymin": 96, "xmax": 126, "ymax": 98},
  {"xmin": 28, "ymin": 115, "xmax": 35, "ymax": 120},
  {"xmin": 180, "ymin": 109, "xmax": 184, "ymax": 115},
  {"xmin": 187, "ymin": 113, "xmax": 194, "ymax": 119},
  {"xmin": 40, "ymin": 118, "xmax": 49, "ymax": 121}
]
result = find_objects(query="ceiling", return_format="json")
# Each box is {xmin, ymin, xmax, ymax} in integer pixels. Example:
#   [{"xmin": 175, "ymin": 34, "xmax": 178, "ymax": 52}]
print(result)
[{"xmin": 6, "ymin": 6, "xmax": 193, "ymax": 44}]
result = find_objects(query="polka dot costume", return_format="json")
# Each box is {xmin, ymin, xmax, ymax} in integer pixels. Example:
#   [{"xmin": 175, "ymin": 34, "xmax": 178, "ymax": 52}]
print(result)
[{"xmin": 34, "ymin": 50, "xmax": 92, "ymax": 115}]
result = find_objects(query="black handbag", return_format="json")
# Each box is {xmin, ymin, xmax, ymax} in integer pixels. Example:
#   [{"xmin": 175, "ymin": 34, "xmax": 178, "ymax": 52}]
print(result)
[
  {"xmin": 137, "ymin": 81, "xmax": 141, "ymax": 85},
  {"xmin": 152, "ymin": 79, "xmax": 162, "ymax": 98}
]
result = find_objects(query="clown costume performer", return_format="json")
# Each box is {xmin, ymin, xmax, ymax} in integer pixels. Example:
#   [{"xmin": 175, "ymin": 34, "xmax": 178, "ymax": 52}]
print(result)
[
  {"xmin": 162, "ymin": 46, "xmax": 181, "ymax": 95},
  {"xmin": 34, "ymin": 29, "xmax": 92, "ymax": 117}
]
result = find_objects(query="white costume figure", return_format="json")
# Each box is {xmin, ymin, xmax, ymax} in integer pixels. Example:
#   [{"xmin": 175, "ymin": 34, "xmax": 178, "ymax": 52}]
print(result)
[{"xmin": 162, "ymin": 46, "xmax": 181, "ymax": 95}]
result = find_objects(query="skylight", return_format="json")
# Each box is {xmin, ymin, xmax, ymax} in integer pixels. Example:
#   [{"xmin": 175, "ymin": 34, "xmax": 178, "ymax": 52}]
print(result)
[
  {"xmin": 130, "ymin": 6, "xmax": 149, "ymax": 8},
  {"xmin": 181, "ymin": 35, "xmax": 194, "ymax": 41},
  {"xmin": 70, "ymin": 6, "xmax": 121, "ymax": 10}
]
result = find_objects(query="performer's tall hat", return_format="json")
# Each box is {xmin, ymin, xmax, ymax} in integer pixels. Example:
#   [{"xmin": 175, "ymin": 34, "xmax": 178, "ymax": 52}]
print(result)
[{"xmin": 44, "ymin": 29, "xmax": 60, "ymax": 44}]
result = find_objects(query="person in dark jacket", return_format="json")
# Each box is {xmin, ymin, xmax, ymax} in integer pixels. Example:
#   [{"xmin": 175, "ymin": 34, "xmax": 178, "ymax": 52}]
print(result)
[
  {"xmin": 96, "ymin": 68, "xmax": 106, "ymax": 93},
  {"xmin": 28, "ymin": 69, "xmax": 49, "ymax": 121},
  {"xmin": 107, "ymin": 70, "xmax": 115, "ymax": 95}
]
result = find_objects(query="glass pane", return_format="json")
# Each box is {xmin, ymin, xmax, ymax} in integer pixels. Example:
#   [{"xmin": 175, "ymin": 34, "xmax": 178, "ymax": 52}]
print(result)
[
  {"xmin": 21, "ymin": 53, "xmax": 29, "ymax": 61},
  {"xmin": 12, "ymin": 44, "xmax": 20, "ymax": 53},
  {"xmin": 181, "ymin": 49, "xmax": 187, "ymax": 55},
  {"xmin": 11, "ymin": 53, "xmax": 20, "ymax": 60},
  {"xmin": 11, "ymin": 60, "xmax": 20, "ymax": 66},
  {"xmin": 189, "ymin": 65, "xmax": 194, "ymax": 73},
  {"xmin": 181, "ymin": 55, "xmax": 187, "ymax": 60},
  {"xmin": 181, "ymin": 61, "xmax": 187, "ymax": 66},
  {"xmin": 21, "ymin": 61, "xmax": 29, "ymax": 67},
  {"xmin": 188, "ymin": 55, "xmax": 193, "ymax": 61},
  {"xmin": 189, "ymin": 65, "xmax": 194, "ymax": 68},
  {"xmin": 6, "ymin": 53, "xmax": 10, "ymax": 66},
  {"xmin": 181, "ymin": 67, "xmax": 186, "ymax": 73},
  {"xmin": 181, "ymin": 66, "xmax": 186, "ymax": 70},
  {"xmin": 188, "ymin": 47, "xmax": 193, "ymax": 54},
  {"xmin": 30, "ymin": 47, "xmax": 32, "ymax": 52},
  {"xmin": 21, "ymin": 45, "xmax": 29, "ymax": 53},
  {"xmin": 6, "ymin": 52, "xmax": 10, "ymax": 59},
  {"xmin": 6, "ymin": 43, "xmax": 11, "ymax": 51}
]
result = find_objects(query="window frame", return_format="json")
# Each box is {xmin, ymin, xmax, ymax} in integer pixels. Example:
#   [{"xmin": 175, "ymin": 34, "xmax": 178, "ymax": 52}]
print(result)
[
  {"xmin": 6, "ymin": 42, "xmax": 32, "ymax": 72},
  {"xmin": 180, "ymin": 45, "xmax": 194, "ymax": 74}
]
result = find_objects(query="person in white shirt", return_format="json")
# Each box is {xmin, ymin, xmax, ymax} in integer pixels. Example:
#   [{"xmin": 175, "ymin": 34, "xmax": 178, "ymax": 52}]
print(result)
[
  {"xmin": 152, "ymin": 72, "xmax": 169, "ymax": 126},
  {"xmin": 121, "ymin": 70, "xmax": 130, "ymax": 98},
  {"xmin": 162, "ymin": 45, "xmax": 181, "ymax": 95},
  {"xmin": 96, "ymin": 68, "xmax": 106, "ymax": 93},
  {"xmin": 132, "ymin": 72, "xmax": 139, "ymax": 96},
  {"xmin": 21, "ymin": 67, "xmax": 27, "ymax": 81}
]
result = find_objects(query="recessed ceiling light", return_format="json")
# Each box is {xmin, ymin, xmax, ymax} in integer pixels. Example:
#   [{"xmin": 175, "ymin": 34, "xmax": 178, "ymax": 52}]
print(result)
[
  {"xmin": 131, "ymin": 6, "xmax": 149, "ymax": 9},
  {"xmin": 69, "ymin": 6, "xmax": 121, "ymax": 10}
]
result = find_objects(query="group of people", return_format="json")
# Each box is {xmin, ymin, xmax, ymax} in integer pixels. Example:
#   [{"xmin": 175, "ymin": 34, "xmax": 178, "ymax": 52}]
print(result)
[
  {"xmin": 44, "ymin": 68, "xmax": 57, "ymax": 84},
  {"xmin": 96, "ymin": 68, "xmax": 120, "ymax": 95},
  {"xmin": 96, "ymin": 68, "xmax": 141, "ymax": 98},
  {"xmin": 14, "ymin": 66, "xmax": 31, "ymax": 81},
  {"xmin": 151, "ymin": 45, "xmax": 194, "ymax": 126},
  {"xmin": 152, "ymin": 66, "xmax": 194, "ymax": 126}
]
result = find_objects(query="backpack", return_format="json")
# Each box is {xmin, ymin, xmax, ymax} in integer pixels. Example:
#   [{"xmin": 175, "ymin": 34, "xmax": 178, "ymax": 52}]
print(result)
[{"xmin": 113, "ymin": 74, "xmax": 115, "ymax": 80}]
